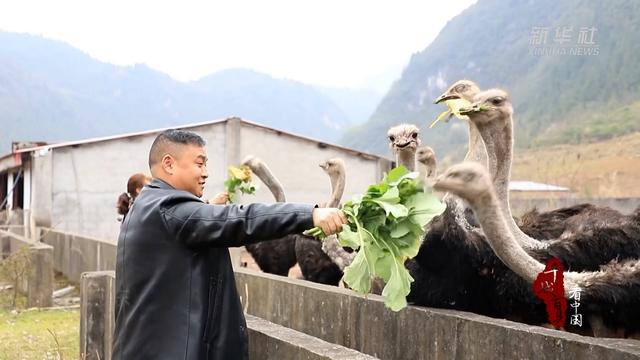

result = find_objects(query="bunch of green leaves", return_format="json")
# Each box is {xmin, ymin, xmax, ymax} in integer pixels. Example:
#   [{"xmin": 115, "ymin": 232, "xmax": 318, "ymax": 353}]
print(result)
[
  {"xmin": 304, "ymin": 166, "xmax": 445, "ymax": 311},
  {"xmin": 224, "ymin": 165, "xmax": 256, "ymax": 203}
]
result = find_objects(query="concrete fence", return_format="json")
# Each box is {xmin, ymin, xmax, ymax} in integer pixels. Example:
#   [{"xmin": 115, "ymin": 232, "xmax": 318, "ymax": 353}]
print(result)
[
  {"xmin": 235, "ymin": 268, "xmax": 640, "ymax": 360},
  {"xmin": 0, "ymin": 228, "xmax": 53, "ymax": 307},
  {"xmin": 35, "ymin": 228, "xmax": 640, "ymax": 359},
  {"xmin": 39, "ymin": 227, "xmax": 117, "ymax": 284}
]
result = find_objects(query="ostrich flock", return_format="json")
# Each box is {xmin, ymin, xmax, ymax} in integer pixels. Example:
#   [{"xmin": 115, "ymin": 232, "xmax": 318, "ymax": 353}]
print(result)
[{"xmin": 241, "ymin": 80, "xmax": 640, "ymax": 340}]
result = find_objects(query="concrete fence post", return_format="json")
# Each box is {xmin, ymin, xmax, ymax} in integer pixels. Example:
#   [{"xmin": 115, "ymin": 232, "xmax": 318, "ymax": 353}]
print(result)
[
  {"xmin": 26, "ymin": 243, "xmax": 54, "ymax": 307},
  {"xmin": 80, "ymin": 271, "xmax": 115, "ymax": 360}
]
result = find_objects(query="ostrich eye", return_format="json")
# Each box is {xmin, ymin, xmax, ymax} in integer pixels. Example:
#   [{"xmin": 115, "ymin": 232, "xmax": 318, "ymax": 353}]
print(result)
[
  {"xmin": 454, "ymin": 84, "xmax": 466, "ymax": 92},
  {"xmin": 462, "ymin": 173, "xmax": 476, "ymax": 182},
  {"xmin": 411, "ymin": 133, "xmax": 418, "ymax": 139},
  {"xmin": 490, "ymin": 97, "xmax": 504, "ymax": 106},
  {"xmin": 389, "ymin": 135, "xmax": 395, "ymax": 142}
]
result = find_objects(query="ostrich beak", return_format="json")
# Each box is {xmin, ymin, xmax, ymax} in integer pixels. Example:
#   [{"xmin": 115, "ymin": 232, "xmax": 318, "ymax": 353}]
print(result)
[
  {"xmin": 432, "ymin": 173, "xmax": 459, "ymax": 193},
  {"xmin": 241, "ymin": 154, "xmax": 256, "ymax": 166},
  {"xmin": 434, "ymin": 93, "xmax": 460, "ymax": 104},
  {"xmin": 319, "ymin": 163, "xmax": 328, "ymax": 170}
]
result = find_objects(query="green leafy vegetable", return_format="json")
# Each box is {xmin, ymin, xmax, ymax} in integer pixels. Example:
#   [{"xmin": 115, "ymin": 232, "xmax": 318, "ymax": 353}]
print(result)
[
  {"xmin": 303, "ymin": 166, "xmax": 446, "ymax": 311},
  {"xmin": 224, "ymin": 165, "xmax": 256, "ymax": 203}
]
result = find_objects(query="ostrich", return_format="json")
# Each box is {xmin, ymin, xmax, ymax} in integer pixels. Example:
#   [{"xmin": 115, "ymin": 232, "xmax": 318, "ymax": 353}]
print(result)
[
  {"xmin": 241, "ymin": 156, "xmax": 298, "ymax": 276},
  {"xmin": 441, "ymin": 84, "xmax": 633, "ymax": 244},
  {"xmin": 458, "ymin": 89, "xmax": 640, "ymax": 270},
  {"xmin": 386, "ymin": 124, "xmax": 438, "ymax": 183},
  {"xmin": 433, "ymin": 162, "xmax": 640, "ymax": 337},
  {"xmin": 293, "ymin": 159, "xmax": 344, "ymax": 285},
  {"xmin": 434, "ymin": 80, "xmax": 605, "ymax": 236},
  {"xmin": 434, "ymin": 79, "xmax": 488, "ymax": 167},
  {"xmin": 387, "ymin": 124, "xmax": 420, "ymax": 170},
  {"xmin": 317, "ymin": 158, "xmax": 357, "ymax": 272},
  {"xmin": 416, "ymin": 146, "xmax": 437, "ymax": 182}
]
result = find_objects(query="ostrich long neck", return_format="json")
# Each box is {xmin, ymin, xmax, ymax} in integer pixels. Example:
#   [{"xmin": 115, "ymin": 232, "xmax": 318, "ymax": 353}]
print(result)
[
  {"xmin": 251, "ymin": 163, "xmax": 286, "ymax": 202},
  {"xmin": 326, "ymin": 169, "xmax": 345, "ymax": 208},
  {"xmin": 417, "ymin": 160, "xmax": 436, "ymax": 183},
  {"xmin": 466, "ymin": 122, "xmax": 488, "ymax": 167},
  {"xmin": 396, "ymin": 148, "xmax": 416, "ymax": 171},
  {"xmin": 467, "ymin": 183, "xmax": 639, "ymax": 299},
  {"xmin": 320, "ymin": 166, "xmax": 355, "ymax": 268},
  {"xmin": 475, "ymin": 116, "xmax": 546, "ymax": 250},
  {"xmin": 468, "ymin": 191, "xmax": 545, "ymax": 284}
]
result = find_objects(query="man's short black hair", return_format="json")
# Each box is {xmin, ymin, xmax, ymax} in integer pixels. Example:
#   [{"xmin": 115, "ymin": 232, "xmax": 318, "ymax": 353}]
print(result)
[{"xmin": 148, "ymin": 129, "xmax": 206, "ymax": 168}]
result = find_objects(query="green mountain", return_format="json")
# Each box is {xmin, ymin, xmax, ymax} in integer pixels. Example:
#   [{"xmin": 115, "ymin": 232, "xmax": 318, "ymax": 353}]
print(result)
[
  {"xmin": 340, "ymin": 0, "xmax": 640, "ymax": 160},
  {"xmin": 0, "ymin": 32, "xmax": 380, "ymax": 154}
]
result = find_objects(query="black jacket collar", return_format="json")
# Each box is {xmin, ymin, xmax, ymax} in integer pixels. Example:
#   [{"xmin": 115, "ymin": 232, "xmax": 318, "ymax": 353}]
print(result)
[{"xmin": 148, "ymin": 178, "xmax": 175, "ymax": 190}]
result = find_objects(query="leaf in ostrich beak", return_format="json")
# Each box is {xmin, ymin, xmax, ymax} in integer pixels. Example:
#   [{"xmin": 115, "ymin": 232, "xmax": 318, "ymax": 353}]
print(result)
[
  {"xmin": 430, "ymin": 98, "xmax": 472, "ymax": 127},
  {"xmin": 429, "ymin": 110, "xmax": 452, "ymax": 128},
  {"xmin": 459, "ymin": 104, "xmax": 491, "ymax": 116}
]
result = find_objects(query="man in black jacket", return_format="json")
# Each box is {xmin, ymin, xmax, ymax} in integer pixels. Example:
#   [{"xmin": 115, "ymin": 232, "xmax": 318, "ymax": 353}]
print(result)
[{"xmin": 113, "ymin": 129, "xmax": 346, "ymax": 359}]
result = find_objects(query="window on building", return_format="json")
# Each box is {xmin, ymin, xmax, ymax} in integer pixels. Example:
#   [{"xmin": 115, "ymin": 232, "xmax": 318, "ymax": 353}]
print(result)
[
  {"xmin": 0, "ymin": 172, "xmax": 7, "ymax": 210},
  {"xmin": 12, "ymin": 171, "xmax": 24, "ymax": 210}
]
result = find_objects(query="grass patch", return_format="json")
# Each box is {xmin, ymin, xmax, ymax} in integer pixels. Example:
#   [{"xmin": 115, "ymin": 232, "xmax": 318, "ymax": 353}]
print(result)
[{"xmin": 0, "ymin": 308, "xmax": 79, "ymax": 360}]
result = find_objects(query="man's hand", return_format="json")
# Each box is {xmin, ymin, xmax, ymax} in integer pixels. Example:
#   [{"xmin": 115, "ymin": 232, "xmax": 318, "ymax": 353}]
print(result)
[
  {"xmin": 312, "ymin": 208, "xmax": 347, "ymax": 236},
  {"xmin": 209, "ymin": 192, "xmax": 229, "ymax": 205}
]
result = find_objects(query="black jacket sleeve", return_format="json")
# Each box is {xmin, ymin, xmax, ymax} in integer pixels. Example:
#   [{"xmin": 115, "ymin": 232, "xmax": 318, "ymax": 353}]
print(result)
[{"xmin": 160, "ymin": 200, "xmax": 315, "ymax": 248}]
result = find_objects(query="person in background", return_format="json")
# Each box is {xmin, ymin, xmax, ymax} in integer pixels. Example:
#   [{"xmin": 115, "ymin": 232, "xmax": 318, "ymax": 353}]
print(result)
[{"xmin": 116, "ymin": 173, "xmax": 151, "ymax": 221}]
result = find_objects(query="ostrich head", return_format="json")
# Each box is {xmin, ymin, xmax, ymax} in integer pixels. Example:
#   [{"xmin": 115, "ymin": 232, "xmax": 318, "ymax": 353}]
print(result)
[
  {"xmin": 458, "ymin": 89, "xmax": 513, "ymax": 126},
  {"xmin": 433, "ymin": 162, "xmax": 492, "ymax": 204},
  {"xmin": 387, "ymin": 123, "xmax": 421, "ymax": 153},
  {"xmin": 319, "ymin": 158, "xmax": 346, "ymax": 208},
  {"xmin": 416, "ymin": 146, "xmax": 437, "ymax": 181},
  {"xmin": 319, "ymin": 158, "xmax": 345, "ymax": 176},
  {"xmin": 241, "ymin": 154, "xmax": 286, "ymax": 202},
  {"xmin": 415, "ymin": 146, "xmax": 435, "ymax": 165},
  {"xmin": 434, "ymin": 79, "xmax": 481, "ymax": 104},
  {"xmin": 241, "ymin": 155, "xmax": 259, "ymax": 169}
]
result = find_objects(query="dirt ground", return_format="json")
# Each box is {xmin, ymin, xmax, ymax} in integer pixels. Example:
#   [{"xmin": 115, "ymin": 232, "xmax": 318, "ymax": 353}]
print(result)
[{"xmin": 511, "ymin": 132, "xmax": 640, "ymax": 198}]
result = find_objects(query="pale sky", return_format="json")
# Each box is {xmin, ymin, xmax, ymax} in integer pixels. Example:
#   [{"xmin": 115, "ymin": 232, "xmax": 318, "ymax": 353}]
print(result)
[{"xmin": 0, "ymin": 0, "xmax": 476, "ymax": 90}]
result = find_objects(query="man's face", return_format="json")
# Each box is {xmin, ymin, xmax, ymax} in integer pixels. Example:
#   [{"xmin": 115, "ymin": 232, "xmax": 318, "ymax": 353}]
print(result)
[{"xmin": 172, "ymin": 145, "xmax": 209, "ymax": 198}]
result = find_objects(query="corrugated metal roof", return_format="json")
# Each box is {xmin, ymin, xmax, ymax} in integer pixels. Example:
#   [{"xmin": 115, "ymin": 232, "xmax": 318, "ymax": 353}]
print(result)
[{"xmin": 509, "ymin": 181, "xmax": 570, "ymax": 192}]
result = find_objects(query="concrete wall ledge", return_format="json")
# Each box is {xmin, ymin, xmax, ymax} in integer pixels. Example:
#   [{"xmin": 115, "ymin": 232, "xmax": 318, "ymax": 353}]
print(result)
[
  {"xmin": 247, "ymin": 314, "xmax": 378, "ymax": 360},
  {"xmin": 235, "ymin": 268, "xmax": 640, "ymax": 360},
  {"xmin": 0, "ymin": 228, "xmax": 53, "ymax": 307},
  {"xmin": 39, "ymin": 227, "xmax": 117, "ymax": 283}
]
